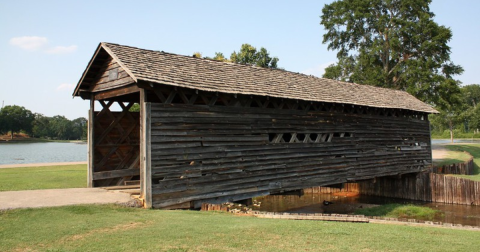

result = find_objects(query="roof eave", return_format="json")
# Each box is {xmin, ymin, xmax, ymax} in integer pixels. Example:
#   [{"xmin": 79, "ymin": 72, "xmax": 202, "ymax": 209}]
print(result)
[
  {"xmin": 72, "ymin": 43, "xmax": 104, "ymax": 97},
  {"xmin": 72, "ymin": 42, "xmax": 138, "ymax": 98}
]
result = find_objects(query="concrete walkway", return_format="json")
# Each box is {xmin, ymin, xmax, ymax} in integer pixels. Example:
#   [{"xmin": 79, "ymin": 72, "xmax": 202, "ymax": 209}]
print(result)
[{"xmin": 0, "ymin": 188, "xmax": 131, "ymax": 210}]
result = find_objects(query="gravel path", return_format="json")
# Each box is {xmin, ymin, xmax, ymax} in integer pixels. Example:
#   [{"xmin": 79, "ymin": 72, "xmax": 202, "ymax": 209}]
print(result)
[
  {"xmin": 0, "ymin": 188, "xmax": 131, "ymax": 210},
  {"xmin": 431, "ymin": 144, "xmax": 449, "ymax": 161}
]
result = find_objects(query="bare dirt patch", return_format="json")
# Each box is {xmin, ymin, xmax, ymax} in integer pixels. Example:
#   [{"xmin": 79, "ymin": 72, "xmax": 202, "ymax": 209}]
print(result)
[
  {"xmin": 67, "ymin": 221, "xmax": 145, "ymax": 241},
  {"xmin": 432, "ymin": 144, "xmax": 449, "ymax": 160}
]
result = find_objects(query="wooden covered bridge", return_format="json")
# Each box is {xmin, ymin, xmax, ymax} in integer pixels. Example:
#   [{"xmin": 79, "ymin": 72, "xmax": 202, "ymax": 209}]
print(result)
[{"xmin": 73, "ymin": 42, "xmax": 438, "ymax": 209}]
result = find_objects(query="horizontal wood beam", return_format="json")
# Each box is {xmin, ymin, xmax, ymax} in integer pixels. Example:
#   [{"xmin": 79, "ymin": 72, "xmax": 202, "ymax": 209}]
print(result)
[
  {"xmin": 94, "ymin": 85, "xmax": 141, "ymax": 100},
  {"xmin": 92, "ymin": 168, "xmax": 140, "ymax": 180}
]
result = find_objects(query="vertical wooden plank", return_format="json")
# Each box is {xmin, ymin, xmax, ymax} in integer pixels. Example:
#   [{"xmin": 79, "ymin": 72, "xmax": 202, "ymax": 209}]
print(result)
[
  {"xmin": 87, "ymin": 95, "xmax": 95, "ymax": 188},
  {"xmin": 145, "ymin": 102, "xmax": 152, "ymax": 207},
  {"xmin": 140, "ymin": 90, "xmax": 152, "ymax": 208}
]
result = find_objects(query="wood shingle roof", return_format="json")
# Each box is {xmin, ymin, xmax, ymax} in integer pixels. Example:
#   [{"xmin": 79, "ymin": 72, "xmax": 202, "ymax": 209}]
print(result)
[{"xmin": 75, "ymin": 42, "xmax": 438, "ymax": 113}]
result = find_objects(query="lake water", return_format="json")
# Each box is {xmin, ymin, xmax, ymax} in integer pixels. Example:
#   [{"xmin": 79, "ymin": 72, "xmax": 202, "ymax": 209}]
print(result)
[
  {"xmin": 431, "ymin": 139, "xmax": 480, "ymax": 144},
  {"xmin": 0, "ymin": 142, "xmax": 87, "ymax": 165}
]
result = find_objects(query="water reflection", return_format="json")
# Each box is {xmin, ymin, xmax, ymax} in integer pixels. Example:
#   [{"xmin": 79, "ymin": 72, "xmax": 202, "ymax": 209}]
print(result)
[{"xmin": 253, "ymin": 194, "xmax": 480, "ymax": 227}]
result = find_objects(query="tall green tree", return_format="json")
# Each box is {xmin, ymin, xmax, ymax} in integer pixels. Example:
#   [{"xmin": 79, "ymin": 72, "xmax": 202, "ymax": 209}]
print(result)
[
  {"xmin": 460, "ymin": 84, "xmax": 480, "ymax": 134},
  {"xmin": 461, "ymin": 84, "xmax": 480, "ymax": 108},
  {"xmin": 32, "ymin": 113, "xmax": 51, "ymax": 138},
  {"xmin": 196, "ymin": 44, "xmax": 279, "ymax": 68},
  {"xmin": 321, "ymin": 0, "xmax": 463, "ymax": 106},
  {"xmin": 430, "ymin": 84, "xmax": 480, "ymax": 141},
  {"xmin": 230, "ymin": 43, "xmax": 279, "ymax": 68},
  {"xmin": 49, "ymin": 115, "xmax": 73, "ymax": 140},
  {"xmin": 0, "ymin": 105, "xmax": 34, "ymax": 139},
  {"xmin": 71, "ymin": 117, "xmax": 87, "ymax": 140}
]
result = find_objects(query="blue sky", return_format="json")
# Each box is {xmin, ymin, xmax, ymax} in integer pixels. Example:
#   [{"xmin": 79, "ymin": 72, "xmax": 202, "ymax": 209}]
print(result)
[{"xmin": 1, "ymin": 0, "xmax": 478, "ymax": 119}]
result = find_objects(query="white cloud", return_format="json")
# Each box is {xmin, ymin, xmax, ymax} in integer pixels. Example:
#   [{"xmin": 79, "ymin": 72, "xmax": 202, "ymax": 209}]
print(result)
[
  {"xmin": 56, "ymin": 83, "xmax": 76, "ymax": 91},
  {"xmin": 9, "ymin": 36, "xmax": 77, "ymax": 54},
  {"xmin": 301, "ymin": 61, "xmax": 336, "ymax": 78},
  {"xmin": 45, "ymin": 45, "xmax": 78, "ymax": 54},
  {"xmin": 9, "ymin": 36, "xmax": 48, "ymax": 51}
]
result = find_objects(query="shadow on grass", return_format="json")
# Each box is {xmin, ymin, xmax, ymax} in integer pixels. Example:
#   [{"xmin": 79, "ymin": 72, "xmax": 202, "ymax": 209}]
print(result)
[{"xmin": 434, "ymin": 158, "xmax": 467, "ymax": 167}]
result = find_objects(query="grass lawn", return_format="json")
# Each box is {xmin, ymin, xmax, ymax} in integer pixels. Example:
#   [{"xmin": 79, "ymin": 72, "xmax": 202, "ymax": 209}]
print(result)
[
  {"xmin": 1, "ymin": 204, "xmax": 479, "ymax": 252},
  {"xmin": 354, "ymin": 204, "xmax": 441, "ymax": 221},
  {"xmin": 433, "ymin": 147, "xmax": 472, "ymax": 167},
  {"xmin": 0, "ymin": 164, "xmax": 86, "ymax": 191},
  {"xmin": 442, "ymin": 144, "xmax": 480, "ymax": 181}
]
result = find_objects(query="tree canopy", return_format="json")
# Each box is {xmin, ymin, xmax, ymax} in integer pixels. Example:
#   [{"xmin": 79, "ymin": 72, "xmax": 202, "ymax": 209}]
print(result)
[
  {"xmin": 31, "ymin": 114, "xmax": 86, "ymax": 140},
  {"xmin": 0, "ymin": 105, "xmax": 87, "ymax": 140},
  {"xmin": 320, "ymin": 0, "xmax": 463, "ymax": 107},
  {"xmin": 430, "ymin": 84, "xmax": 480, "ymax": 141},
  {"xmin": 0, "ymin": 105, "xmax": 35, "ymax": 139},
  {"xmin": 195, "ymin": 43, "xmax": 279, "ymax": 69}
]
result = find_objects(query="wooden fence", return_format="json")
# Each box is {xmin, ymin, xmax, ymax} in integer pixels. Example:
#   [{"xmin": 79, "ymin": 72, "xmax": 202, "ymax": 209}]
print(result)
[
  {"xmin": 432, "ymin": 156, "xmax": 474, "ymax": 175},
  {"xmin": 303, "ymin": 183, "xmax": 359, "ymax": 194},
  {"xmin": 356, "ymin": 173, "xmax": 480, "ymax": 205},
  {"xmin": 305, "ymin": 156, "xmax": 479, "ymax": 206}
]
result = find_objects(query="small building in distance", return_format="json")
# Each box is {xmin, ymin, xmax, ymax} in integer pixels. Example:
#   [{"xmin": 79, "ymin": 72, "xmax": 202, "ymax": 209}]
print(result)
[{"xmin": 73, "ymin": 42, "xmax": 438, "ymax": 209}]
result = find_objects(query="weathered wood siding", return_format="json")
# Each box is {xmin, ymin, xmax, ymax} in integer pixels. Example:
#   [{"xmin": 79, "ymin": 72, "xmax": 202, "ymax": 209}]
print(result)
[
  {"xmin": 147, "ymin": 86, "xmax": 432, "ymax": 208},
  {"xmin": 91, "ymin": 57, "xmax": 134, "ymax": 92}
]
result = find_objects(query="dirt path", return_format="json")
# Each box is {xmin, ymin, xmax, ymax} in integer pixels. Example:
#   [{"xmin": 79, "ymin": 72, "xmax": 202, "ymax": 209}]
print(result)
[
  {"xmin": 0, "ymin": 188, "xmax": 131, "ymax": 210},
  {"xmin": 431, "ymin": 144, "xmax": 449, "ymax": 161},
  {"xmin": 0, "ymin": 161, "xmax": 87, "ymax": 169}
]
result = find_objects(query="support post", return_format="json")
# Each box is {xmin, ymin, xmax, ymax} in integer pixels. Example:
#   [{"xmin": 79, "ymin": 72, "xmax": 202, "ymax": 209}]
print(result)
[
  {"xmin": 87, "ymin": 95, "xmax": 95, "ymax": 188},
  {"xmin": 140, "ymin": 90, "xmax": 152, "ymax": 208}
]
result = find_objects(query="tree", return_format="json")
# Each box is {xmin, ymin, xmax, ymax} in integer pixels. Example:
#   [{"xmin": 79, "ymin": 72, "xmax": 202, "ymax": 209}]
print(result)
[
  {"xmin": 0, "ymin": 105, "xmax": 34, "ymax": 139},
  {"xmin": 461, "ymin": 84, "xmax": 480, "ymax": 108},
  {"xmin": 195, "ymin": 43, "xmax": 279, "ymax": 68},
  {"xmin": 71, "ymin": 117, "xmax": 87, "ymax": 140},
  {"xmin": 212, "ymin": 52, "xmax": 228, "ymax": 62},
  {"xmin": 230, "ymin": 43, "xmax": 279, "ymax": 68},
  {"xmin": 129, "ymin": 103, "xmax": 140, "ymax": 112},
  {"xmin": 321, "ymin": 0, "xmax": 463, "ymax": 106},
  {"xmin": 32, "ymin": 113, "xmax": 51, "ymax": 138},
  {"xmin": 460, "ymin": 84, "xmax": 480, "ymax": 134},
  {"xmin": 49, "ymin": 116, "xmax": 73, "ymax": 140}
]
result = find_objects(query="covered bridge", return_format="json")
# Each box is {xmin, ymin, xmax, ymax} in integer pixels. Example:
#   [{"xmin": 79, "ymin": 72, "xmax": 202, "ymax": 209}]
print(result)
[{"xmin": 73, "ymin": 42, "xmax": 438, "ymax": 209}]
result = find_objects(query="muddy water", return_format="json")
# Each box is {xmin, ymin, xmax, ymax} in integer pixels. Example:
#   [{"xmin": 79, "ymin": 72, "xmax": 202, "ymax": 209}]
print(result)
[{"xmin": 253, "ymin": 194, "xmax": 480, "ymax": 227}]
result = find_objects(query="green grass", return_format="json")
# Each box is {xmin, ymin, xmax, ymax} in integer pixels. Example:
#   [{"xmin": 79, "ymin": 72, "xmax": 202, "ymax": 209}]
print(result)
[
  {"xmin": 354, "ymin": 204, "xmax": 441, "ymax": 221},
  {"xmin": 0, "ymin": 138, "xmax": 85, "ymax": 143},
  {"xmin": 433, "ymin": 147, "xmax": 472, "ymax": 167},
  {"xmin": 443, "ymin": 144, "xmax": 480, "ymax": 181},
  {"xmin": 0, "ymin": 205, "xmax": 479, "ymax": 252},
  {"xmin": 0, "ymin": 164, "xmax": 86, "ymax": 191}
]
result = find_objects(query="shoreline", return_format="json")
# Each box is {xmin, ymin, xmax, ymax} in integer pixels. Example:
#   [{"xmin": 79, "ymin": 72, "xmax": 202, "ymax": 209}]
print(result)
[{"xmin": 0, "ymin": 161, "xmax": 87, "ymax": 169}]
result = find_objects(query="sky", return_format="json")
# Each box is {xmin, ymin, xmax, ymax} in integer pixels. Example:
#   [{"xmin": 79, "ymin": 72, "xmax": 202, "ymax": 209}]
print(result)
[{"xmin": 1, "ymin": 0, "xmax": 479, "ymax": 120}]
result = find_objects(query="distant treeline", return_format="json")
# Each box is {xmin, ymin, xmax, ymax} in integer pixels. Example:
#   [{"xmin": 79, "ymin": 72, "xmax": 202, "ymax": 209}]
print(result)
[
  {"xmin": 430, "ymin": 84, "xmax": 480, "ymax": 139},
  {"xmin": 0, "ymin": 105, "xmax": 87, "ymax": 140}
]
